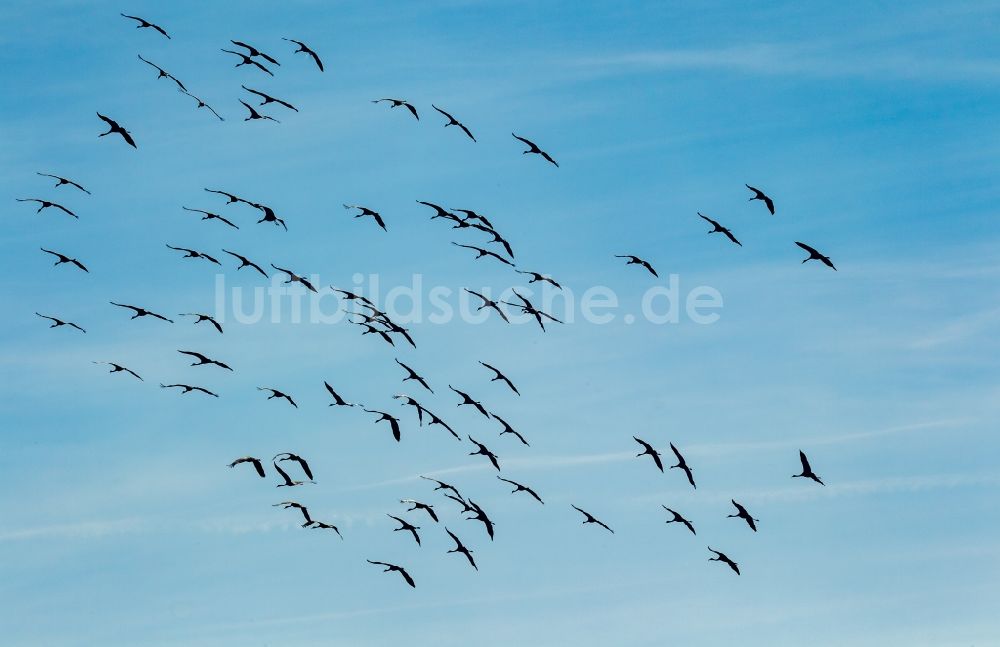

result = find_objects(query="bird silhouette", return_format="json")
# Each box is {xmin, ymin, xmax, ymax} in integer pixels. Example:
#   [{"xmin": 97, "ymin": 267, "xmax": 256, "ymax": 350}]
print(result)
[
  {"xmin": 182, "ymin": 207, "xmax": 238, "ymax": 229},
  {"xmin": 324, "ymin": 381, "xmax": 357, "ymax": 407},
  {"xmin": 110, "ymin": 302, "xmax": 173, "ymax": 323},
  {"xmin": 272, "ymin": 460, "xmax": 312, "ymax": 487},
  {"xmin": 36, "ymin": 313, "xmax": 85, "ymax": 332},
  {"xmin": 420, "ymin": 476, "xmax": 463, "ymax": 499},
  {"xmin": 501, "ymin": 290, "xmax": 563, "ymax": 331},
  {"xmin": 446, "ymin": 493, "xmax": 477, "ymax": 515},
  {"xmin": 387, "ymin": 514, "xmax": 421, "ymax": 545},
  {"xmin": 416, "ymin": 200, "xmax": 457, "ymax": 221},
  {"xmin": 220, "ymin": 249, "xmax": 267, "ymax": 277},
  {"xmin": 273, "ymin": 501, "xmax": 312, "ymax": 524},
  {"xmin": 746, "ymin": 185, "xmax": 775, "ymax": 215},
  {"xmin": 17, "ymin": 198, "xmax": 76, "ymax": 218},
  {"xmin": 572, "ymin": 505, "xmax": 614, "ymax": 533},
  {"xmin": 178, "ymin": 350, "xmax": 232, "ymax": 371},
  {"xmin": 366, "ymin": 560, "xmax": 415, "ymax": 588},
  {"xmin": 363, "ymin": 409, "xmax": 402, "ymax": 441},
  {"xmin": 229, "ymin": 456, "xmax": 266, "ymax": 478},
  {"xmin": 372, "ymin": 98, "xmax": 418, "ymax": 120},
  {"xmin": 395, "ymin": 359, "xmax": 433, "ymax": 393},
  {"xmin": 252, "ymin": 202, "xmax": 288, "ymax": 231},
  {"xmin": 242, "ymin": 85, "xmax": 298, "ymax": 112},
  {"xmin": 283, "ymin": 37, "xmax": 323, "ymax": 71},
  {"xmin": 452, "ymin": 242, "xmax": 514, "ymax": 266},
  {"xmin": 271, "ymin": 264, "xmax": 317, "ymax": 292},
  {"xmin": 136, "ymin": 54, "xmax": 186, "ymax": 91},
  {"xmin": 512, "ymin": 133, "xmax": 558, "ymax": 166},
  {"xmin": 37, "ymin": 172, "xmax": 89, "ymax": 194},
  {"xmin": 708, "ymin": 547, "xmax": 740, "ymax": 575},
  {"xmin": 350, "ymin": 321, "xmax": 396, "ymax": 347},
  {"xmin": 698, "ymin": 213, "xmax": 741, "ymax": 246},
  {"xmin": 120, "ymin": 13, "xmax": 169, "ymax": 38},
  {"xmin": 160, "ymin": 383, "xmax": 217, "ymax": 397},
  {"xmin": 451, "ymin": 208, "xmax": 495, "ymax": 229},
  {"xmin": 492, "ymin": 413, "xmax": 529, "ymax": 446},
  {"xmin": 449, "ymin": 385, "xmax": 490, "ymax": 417},
  {"xmin": 795, "ymin": 242, "xmax": 836, "ymax": 270},
  {"xmin": 431, "ymin": 105, "xmax": 475, "ymax": 141},
  {"xmin": 465, "ymin": 500, "xmax": 495, "ymax": 541},
  {"xmin": 231, "ymin": 40, "xmax": 280, "ymax": 66},
  {"xmin": 497, "ymin": 476, "xmax": 544, "ymax": 504},
  {"xmin": 669, "ymin": 443, "xmax": 696, "ymax": 489},
  {"xmin": 662, "ymin": 506, "xmax": 695, "ymax": 535},
  {"xmin": 633, "ymin": 436, "xmax": 664, "ymax": 472},
  {"xmin": 96, "ymin": 113, "xmax": 136, "ymax": 148},
  {"xmin": 304, "ymin": 520, "xmax": 343, "ymax": 539},
  {"xmin": 468, "ymin": 436, "xmax": 501, "ymax": 471},
  {"xmin": 180, "ymin": 90, "xmax": 224, "ymax": 121},
  {"xmin": 343, "ymin": 204, "xmax": 387, "ymax": 231},
  {"xmin": 258, "ymin": 387, "xmax": 297, "ymax": 408},
  {"xmin": 179, "ymin": 313, "xmax": 223, "ymax": 334},
  {"xmin": 478, "ymin": 361, "xmax": 519, "ymax": 395},
  {"xmin": 727, "ymin": 500, "xmax": 759, "ymax": 532},
  {"xmin": 473, "ymin": 225, "xmax": 514, "ymax": 259},
  {"xmin": 166, "ymin": 244, "xmax": 221, "ymax": 265},
  {"xmin": 239, "ymin": 99, "xmax": 279, "ymax": 123},
  {"xmin": 400, "ymin": 499, "xmax": 438, "ymax": 522},
  {"xmin": 274, "ymin": 452, "xmax": 314, "ymax": 481},
  {"xmin": 92, "ymin": 361, "xmax": 141, "ymax": 380},
  {"xmin": 204, "ymin": 188, "xmax": 253, "ymax": 205},
  {"xmin": 221, "ymin": 49, "xmax": 274, "ymax": 76},
  {"xmin": 444, "ymin": 527, "xmax": 477, "ymax": 570},
  {"xmin": 464, "ymin": 289, "xmax": 510, "ymax": 322},
  {"xmin": 40, "ymin": 248, "xmax": 88, "ymax": 272},
  {"xmin": 615, "ymin": 254, "xmax": 657, "ymax": 277},
  {"xmin": 426, "ymin": 409, "xmax": 460, "ymax": 440},
  {"xmin": 515, "ymin": 269, "xmax": 560, "ymax": 289},
  {"xmin": 793, "ymin": 450, "xmax": 825, "ymax": 485}
]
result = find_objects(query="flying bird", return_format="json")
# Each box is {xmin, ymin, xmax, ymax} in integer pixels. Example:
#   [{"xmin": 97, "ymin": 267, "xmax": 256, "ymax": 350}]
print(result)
[
  {"xmin": 431, "ymin": 105, "xmax": 475, "ymax": 141},
  {"xmin": 274, "ymin": 452, "xmax": 314, "ymax": 481},
  {"xmin": 40, "ymin": 248, "xmax": 88, "ymax": 272},
  {"xmin": 465, "ymin": 500, "xmax": 496, "ymax": 541},
  {"xmin": 444, "ymin": 527, "xmax": 477, "ymax": 570},
  {"xmin": 120, "ymin": 13, "xmax": 169, "ymax": 38},
  {"xmin": 182, "ymin": 206, "xmax": 238, "ymax": 229},
  {"xmin": 136, "ymin": 54, "xmax": 186, "ymax": 91},
  {"xmin": 17, "ymin": 198, "xmax": 76, "ymax": 218},
  {"xmin": 273, "ymin": 501, "xmax": 312, "ymax": 524},
  {"xmin": 501, "ymin": 289, "xmax": 562, "ymax": 331},
  {"xmin": 795, "ymin": 242, "xmax": 837, "ymax": 270},
  {"xmin": 221, "ymin": 249, "xmax": 268, "ymax": 277},
  {"xmin": 96, "ymin": 113, "xmax": 136, "ymax": 148},
  {"xmin": 230, "ymin": 40, "xmax": 280, "ymax": 66},
  {"xmin": 37, "ymin": 172, "xmax": 89, "ymax": 194},
  {"xmin": 793, "ymin": 450, "xmax": 825, "ymax": 485},
  {"xmin": 343, "ymin": 204, "xmax": 387, "ymax": 231},
  {"xmin": 416, "ymin": 200, "xmax": 457, "ymax": 221},
  {"xmin": 468, "ymin": 436, "xmax": 501, "ymax": 471},
  {"xmin": 727, "ymin": 500, "xmax": 759, "ymax": 532},
  {"xmin": 271, "ymin": 264, "xmax": 318, "ymax": 292},
  {"xmin": 35, "ymin": 313, "xmax": 85, "ymax": 332},
  {"xmin": 698, "ymin": 213, "xmax": 741, "ymax": 246},
  {"xmin": 229, "ymin": 456, "xmax": 266, "ymax": 478},
  {"xmin": 160, "ymin": 383, "xmax": 217, "ymax": 397},
  {"xmin": 662, "ymin": 506, "xmax": 696, "ymax": 535},
  {"xmin": 110, "ymin": 302, "xmax": 173, "ymax": 323},
  {"xmin": 464, "ymin": 289, "xmax": 510, "ymax": 322},
  {"xmin": 166, "ymin": 244, "xmax": 221, "ymax": 265},
  {"xmin": 283, "ymin": 37, "xmax": 323, "ymax": 71},
  {"xmin": 272, "ymin": 460, "xmax": 312, "ymax": 487},
  {"xmin": 241, "ymin": 85, "xmax": 298, "ymax": 112},
  {"xmin": 451, "ymin": 208, "xmax": 495, "ymax": 230},
  {"xmin": 452, "ymin": 242, "xmax": 513, "ymax": 266},
  {"xmin": 669, "ymin": 443, "xmax": 696, "ymax": 489},
  {"xmin": 92, "ymin": 361, "xmax": 141, "ymax": 380},
  {"xmin": 387, "ymin": 514, "xmax": 421, "ymax": 545},
  {"xmin": 515, "ymin": 270, "xmax": 560, "ymax": 289},
  {"xmin": 204, "ymin": 188, "xmax": 253, "ymax": 205},
  {"xmin": 473, "ymin": 225, "xmax": 514, "ymax": 259},
  {"xmin": 179, "ymin": 312, "xmax": 223, "ymax": 334},
  {"xmin": 426, "ymin": 410, "xmax": 460, "ymax": 440},
  {"xmin": 363, "ymin": 409, "xmax": 402, "ymax": 442},
  {"xmin": 372, "ymin": 98, "xmax": 418, "ymax": 120},
  {"xmin": 239, "ymin": 99, "xmax": 279, "ymax": 123},
  {"xmin": 395, "ymin": 359, "xmax": 433, "ymax": 393},
  {"xmin": 478, "ymin": 361, "xmax": 519, "ymax": 395},
  {"xmin": 497, "ymin": 476, "xmax": 543, "ymax": 504},
  {"xmin": 708, "ymin": 547, "xmax": 740, "ymax": 575},
  {"xmin": 572, "ymin": 505, "xmax": 614, "ymax": 534},
  {"xmin": 449, "ymin": 385, "xmax": 490, "ymax": 418},
  {"xmin": 258, "ymin": 387, "xmax": 298, "ymax": 408},
  {"xmin": 615, "ymin": 254, "xmax": 657, "ymax": 277},
  {"xmin": 633, "ymin": 436, "xmax": 664, "ymax": 472},
  {"xmin": 492, "ymin": 413, "xmax": 529, "ymax": 446},
  {"xmin": 350, "ymin": 321, "xmax": 395, "ymax": 347},
  {"xmin": 366, "ymin": 560, "xmax": 415, "ymax": 588},
  {"xmin": 420, "ymin": 476, "xmax": 463, "ymax": 499},
  {"xmin": 253, "ymin": 203, "xmax": 288, "ymax": 230},
  {"xmin": 304, "ymin": 520, "xmax": 343, "ymax": 538},
  {"xmin": 512, "ymin": 133, "xmax": 558, "ymax": 166},
  {"xmin": 746, "ymin": 184, "xmax": 775, "ymax": 215},
  {"xmin": 400, "ymin": 499, "xmax": 438, "ymax": 522},
  {"xmin": 178, "ymin": 350, "xmax": 232, "ymax": 371},
  {"xmin": 324, "ymin": 381, "xmax": 357, "ymax": 407},
  {"xmin": 180, "ymin": 90, "xmax": 224, "ymax": 121},
  {"xmin": 221, "ymin": 49, "xmax": 274, "ymax": 76}
]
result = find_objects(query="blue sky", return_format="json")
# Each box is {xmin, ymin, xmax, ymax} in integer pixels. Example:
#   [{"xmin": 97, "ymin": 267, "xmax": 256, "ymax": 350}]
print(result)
[{"xmin": 2, "ymin": 1, "xmax": 999, "ymax": 645}]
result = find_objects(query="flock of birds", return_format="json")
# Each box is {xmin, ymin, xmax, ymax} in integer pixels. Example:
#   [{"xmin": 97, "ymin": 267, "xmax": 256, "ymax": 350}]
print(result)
[{"xmin": 25, "ymin": 12, "xmax": 839, "ymax": 589}]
